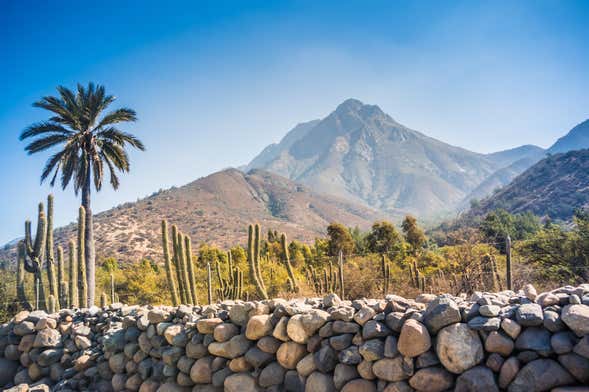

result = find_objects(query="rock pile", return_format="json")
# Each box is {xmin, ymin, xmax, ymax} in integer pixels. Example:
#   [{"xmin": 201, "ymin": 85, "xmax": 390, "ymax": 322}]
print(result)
[{"xmin": 1, "ymin": 284, "xmax": 589, "ymax": 391}]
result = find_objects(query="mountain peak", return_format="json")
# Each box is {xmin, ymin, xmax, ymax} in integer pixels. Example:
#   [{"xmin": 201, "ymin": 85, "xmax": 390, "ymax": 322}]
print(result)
[
  {"xmin": 336, "ymin": 98, "xmax": 365, "ymax": 111},
  {"xmin": 548, "ymin": 118, "xmax": 589, "ymax": 154}
]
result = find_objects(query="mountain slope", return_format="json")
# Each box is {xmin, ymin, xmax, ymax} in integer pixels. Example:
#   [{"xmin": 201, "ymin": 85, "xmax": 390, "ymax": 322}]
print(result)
[
  {"xmin": 247, "ymin": 99, "xmax": 501, "ymax": 216},
  {"xmin": 470, "ymin": 149, "xmax": 589, "ymax": 220},
  {"xmin": 548, "ymin": 119, "xmax": 589, "ymax": 154},
  {"xmin": 0, "ymin": 169, "xmax": 387, "ymax": 263},
  {"xmin": 484, "ymin": 145, "xmax": 545, "ymax": 167}
]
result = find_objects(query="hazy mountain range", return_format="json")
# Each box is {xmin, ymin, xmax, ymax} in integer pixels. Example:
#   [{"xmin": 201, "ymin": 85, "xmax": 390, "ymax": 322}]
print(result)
[
  {"xmin": 247, "ymin": 99, "xmax": 554, "ymax": 217},
  {"xmin": 2, "ymin": 98, "xmax": 588, "ymax": 262}
]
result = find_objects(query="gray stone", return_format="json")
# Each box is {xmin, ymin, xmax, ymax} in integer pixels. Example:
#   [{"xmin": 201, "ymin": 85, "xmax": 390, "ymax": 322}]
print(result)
[
  {"xmin": 258, "ymin": 362, "xmax": 286, "ymax": 387},
  {"xmin": 372, "ymin": 357, "xmax": 412, "ymax": 382},
  {"xmin": 515, "ymin": 327, "xmax": 552, "ymax": 355},
  {"xmin": 306, "ymin": 371, "xmax": 335, "ymax": 392},
  {"xmin": 551, "ymin": 331, "xmax": 576, "ymax": 354},
  {"xmin": 455, "ymin": 366, "xmax": 498, "ymax": 392},
  {"xmin": 224, "ymin": 373, "xmax": 259, "ymax": 392},
  {"xmin": 436, "ymin": 323, "xmax": 484, "ymax": 374},
  {"xmin": 423, "ymin": 297, "xmax": 462, "ymax": 334},
  {"xmin": 333, "ymin": 364, "xmax": 359, "ymax": 389},
  {"xmin": 498, "ymin": 357, "xmax": 520, "ymax": 389},
  {"xmin": 359, "ymin": 339, "xmax": 385, "ymax": 361},
  {"xmin": 561, "ymin": 304, "xmax": 589, "ymax": 336},
  {"xmin": 558, "ymin": 353, "xmax": 589, "ymax": 383},
  {"xmin": 341, "ymin": 379, "xmax": 376, "ymax": 392},
  {"xmin": 515, "ymin": 303, "xmax": 543, "ymax": 327},
  {"xmin": 314, "ymin": 345, "xmax": 337, "ymax": 373},
  {"xmin": 508, "ymin": 359, "xmax": 575, "ymax": 392},
  {"xmin": 467, "ymin": 316, "xmax": 500, "ymax": 331},
  {"xmin": 207, "ymin": 334, "xmax": 251, "ymax": 359},
  {"xmin": 544, "ymin": 310, "xmax": 565, "ymax": 332},
  {"xmin": 485, "ymin": 331, "xmax": 514, "ymax": 356},
  {"xmin": 362, "ymin": 320, "xmax": 390, "ymax": 339}
]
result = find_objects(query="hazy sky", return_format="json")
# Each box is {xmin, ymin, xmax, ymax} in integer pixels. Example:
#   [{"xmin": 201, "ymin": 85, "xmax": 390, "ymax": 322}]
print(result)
[{"xmin": 1, "ymin": 0, "xmax": 588, "ymax": 243}]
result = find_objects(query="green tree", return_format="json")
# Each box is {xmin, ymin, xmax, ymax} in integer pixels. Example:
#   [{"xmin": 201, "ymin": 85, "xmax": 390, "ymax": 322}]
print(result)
[
  {"xmin": 402, "ymin": 215, "xmax": 426, "ymax": 255},
  {"xmin": 480, "ymin": 209, "xmax": 541, "ymax": 250},
  {"xmin": 20, "ymin": 83, "xmax": 145, "ymax": 306},
  {"xmin": 366, "ymin": 221, "xmax": 404, "ymax": 257},
  {"xmin": 326, "ymin": 223, "xmax": 355, "ymax": 256}
]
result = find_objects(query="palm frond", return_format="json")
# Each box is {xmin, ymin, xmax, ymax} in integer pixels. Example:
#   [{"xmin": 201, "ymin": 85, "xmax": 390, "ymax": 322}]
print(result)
[
  {"xmin": 97, "ymin": 127, "xmax": 145, "ymax": 150},
  {"xmin": 101, "ymin": 142, "xmax": 130, "ymax": 171},
  {"xmin": 24, "ymin": 134, "xmax": 70, "ymax": 154},
  {"xmin": 40, "ymin": 150, "xmax": 66, "ymax": 183},
  {"xmin": 94, "ymin": 108, "xmax": 137, "ymax": 129},
  {"xmin": 101, "ymin": 152, "xmax": 120, "ymax": 189},
  {"xmin": 20, "ymin": 122, "xmax": 73, "ymax": 140}
]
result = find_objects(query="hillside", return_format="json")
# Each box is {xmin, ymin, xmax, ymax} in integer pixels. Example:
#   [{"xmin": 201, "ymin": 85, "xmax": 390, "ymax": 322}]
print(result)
[
  {"xmin": 247, "ymin": 99, "xmax": 514, "ymax": 216},
  {"xmin": 0, "ymin": 169, "xmax": 388, "ymax": 263},
  {"xmin": 548, "ymin": 118, "xmax": 589, "ymax": 154},
  {"xmin": 470, "ymin": 149, "xmax": 589, "ymax": 220}
]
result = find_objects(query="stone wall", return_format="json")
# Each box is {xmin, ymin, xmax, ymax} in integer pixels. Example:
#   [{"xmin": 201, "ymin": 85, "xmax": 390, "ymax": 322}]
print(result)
[{"xmin": 1, "ymin": 284, "xmax": 589, "ymax": 392}]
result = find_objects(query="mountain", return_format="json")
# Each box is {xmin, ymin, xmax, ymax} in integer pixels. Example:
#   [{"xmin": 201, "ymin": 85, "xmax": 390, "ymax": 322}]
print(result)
[
  {"xmin": 248, "ymin": 99, "xmax": 510, "ymax": 216},
  {"xmin": 548, "ymin": 119, "xmax": 589, "ymax": 154},
  {"xmin": 484, "ymin": 145, "xmax": 545, "ymax": 167},
  {"xmin": 0, "ymin": 168, "xmax": 387, "ymax": 263},
  {"xmin": 460, "ymin": 156, "xmax": 541, "ymax": 208},
  {"xmin": 469, "ymin": 149, "xmax": 589, "ymax": 220}
]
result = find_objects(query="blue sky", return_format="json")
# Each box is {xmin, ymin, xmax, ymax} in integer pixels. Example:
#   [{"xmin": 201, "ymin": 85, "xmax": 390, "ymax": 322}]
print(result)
[{"xmin": 1, "ymin": 0, "xmax": 588, "ymax": 243}]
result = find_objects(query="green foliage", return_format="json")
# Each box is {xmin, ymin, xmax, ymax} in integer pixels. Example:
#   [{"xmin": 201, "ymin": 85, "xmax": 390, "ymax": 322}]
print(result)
[
  {"xmin": 517, "ymin": 210, "xmax": 589, "ymax": 281},
  {"xmin": 327, "ymin": 223, "xmax": 355, "ymax": 256},
  {"xmin": 366, "ymin": 221, "xmax": 404, "ymax": 259},
  {"xmin": 402, "ymin": 215, "xmax": 426, "ymax": 255},
  {"xmin": 480, "ymin": 209, "xmax": 541, "ymax": 250}
]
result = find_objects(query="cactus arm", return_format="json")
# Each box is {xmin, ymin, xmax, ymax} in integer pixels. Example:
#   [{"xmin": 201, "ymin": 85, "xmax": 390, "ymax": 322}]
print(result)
[
  {"xmin": 68, "ymin": 240, "xmax": 78, "ymax": 308},
  {"xmin": 184, "ymin": 235, "xmax": 198, "ymax": 305},
  {"xmin": 161, "ymin": 220, "xmax": 180, "ymax": 306}
]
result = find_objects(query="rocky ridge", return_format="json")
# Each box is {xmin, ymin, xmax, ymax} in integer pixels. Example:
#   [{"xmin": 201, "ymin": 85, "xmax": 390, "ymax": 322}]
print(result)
[{"xmin": 1, "ymin": 283, "xmax": 589, "ymax": 391}]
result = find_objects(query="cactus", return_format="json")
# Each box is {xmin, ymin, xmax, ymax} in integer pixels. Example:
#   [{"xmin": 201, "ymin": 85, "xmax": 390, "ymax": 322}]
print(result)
[
  {"xmin": 45, "ymin": 195, "xmax": 59, "ymax": 309},
  {"xmin": 77, "ymin": 206, "xmax": 88, "ymax": 308},
  {"xmin": 505, "ymin": 235, "xmax": 512, "ymax": 291},
  {"xmin": 100, "ymin": 292, "xmax": 108, "ymax": 308},
  {"xmin": 176, "ymin": 232, "xmax": 191, "ymax": 304},
  {"xmin": 161, "ymin": 220, "xmax": 180, "ymax": 306},
  {"xmin": 57, "ymin": 246, "xmax": 68, "ymax": 308},
  {"xmin": 247, "ymin": 224, "xmax": 268, "ymax": 299},
  {"xmin": 206, "ymin": 262, "xmax": 213, "ymax": 304},
  {"xmin": 338, "ymin": 250, "xmax": 344, "ymax": 300},
  {"xmin": 68, "ymin": 240, "xmax": 79, "ymax": 308},
  {"xmin": 215, "ymin": 251, "xmax": 244, "ymax": 300},
  {"xmin": 16, "ymin": 241, "xmax": 32, "ymax": 310},
  {"xmin": 412, "ymin": 260, "xmax": 419, "ymax": 288},
  {"xmin": 110, "ymin": 273, "xmax": 116, "ymax": 304},
  {"xmin": 280, "ymin": 233, "xmax": 299, "ymax": 292},
  {"xmin": 185, "ymin": 235, "xmax": 198, "ymax": 305},
  {"xmin": 381, "ymin": 254, "xmax": 391, "ymax": 295},
  {"xmin": 23, "ymin": 202, "xmax": 48, "ymax": 310},
  {"xmin": 48, "ymin": 295, "xmax": 57, "ymax": 313}
]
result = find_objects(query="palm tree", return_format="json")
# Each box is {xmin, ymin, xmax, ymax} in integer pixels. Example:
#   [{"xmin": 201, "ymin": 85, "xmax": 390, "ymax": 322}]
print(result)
[{"xmin": 20, "ymin": 83, "xmax": 145, "ymax": 306}]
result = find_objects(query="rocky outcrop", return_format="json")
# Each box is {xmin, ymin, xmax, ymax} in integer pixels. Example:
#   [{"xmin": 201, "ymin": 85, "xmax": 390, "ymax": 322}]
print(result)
[{"xmin": 1, "ymin": 284, "xmax": 588, "ymax": 391}]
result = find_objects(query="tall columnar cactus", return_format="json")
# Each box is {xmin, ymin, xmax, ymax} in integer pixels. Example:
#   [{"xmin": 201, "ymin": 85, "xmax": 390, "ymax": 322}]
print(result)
[
  {"xmin": 16, "ymin": 241, "xmax": 31, "ymax": 310},
  {"xmin": 48, "ymin": 295, "xmax": 57, "ymax": 314},
  {"xmin": 280, "ymin": 233, "xmax": 299, "ymax": 292},
  {"xmin": 45, "ymin": 195, "xmax": 59, "ymax": 309},
  {"xmin": 338, "ymin": 250, "xmax": 344, "ymax": 300},
  {"xmin": 247, "ymin": 224, "xmax": 268, "ymax": 299},
  {"xmin": 161, "ymin": 220, "xmax": 180, "ymax": 306},
  {"xmin": 78, "ymin": 206, "xmax": 88, "ymax": 308},
  {"xmin": 68, "ymin": 240, "xmax": 79, "ymax": 308},
  {"xmin": 505, "ymin": 235, "xmax": 512, "ymax": 291},
  {"xmin": 215, "ymin": 251, "xmax": 242, "ymax": 300},
  {"xmin": 110, "ymin": 273, "xmax": 116, "ymax": 304},
  {"xmin": 206, "ymin": 262, "xmax": 213, "ymax": 304},
  {"xmin": 100, "ymin": 292, "xmax": 108, "ymax": 308},
  {"xmin": 57, "ymin": 246, "xmax": 68, "ymax": 309},
  {"xmin": 185, "ymin": 235, "xmax": 198, "ymax": 305},
  {"xmin": 176, "ymin": 232, "xmax": 192, "ymax": 304},
  {"xmin": 413, "ymin": 260, "xmax": 419, "ymax": 288},
  {"xmin": 171, "ymin": 225, "xmax": 186, "ymax": 303},
  {"xmin": 24, "ymin": 202, "xmax": 47, "ymax": 310},
  {"xmin": 381, "ymin": 254, "xmax": 391, "ymax": 295}
]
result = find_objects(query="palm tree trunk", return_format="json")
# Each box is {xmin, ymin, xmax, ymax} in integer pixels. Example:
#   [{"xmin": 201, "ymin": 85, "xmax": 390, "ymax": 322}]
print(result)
[{"xmin": 82, "ymin": 175, "xmax": 96, "ymax": 307}]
